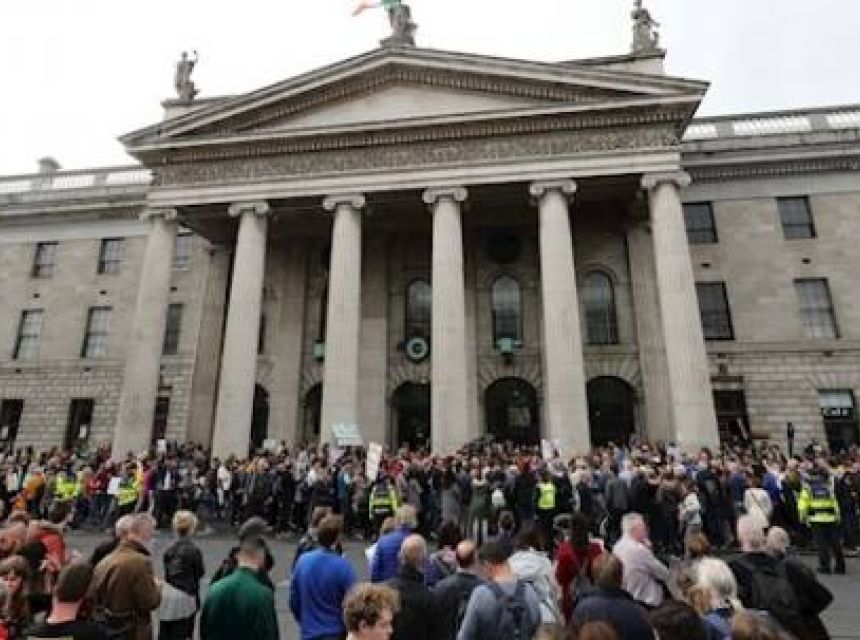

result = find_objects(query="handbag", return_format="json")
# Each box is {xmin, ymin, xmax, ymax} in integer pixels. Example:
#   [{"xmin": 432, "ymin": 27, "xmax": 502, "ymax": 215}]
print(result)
[{"xmin": 157, "ymin": 582, "xmax": 198, "ymax": 622}]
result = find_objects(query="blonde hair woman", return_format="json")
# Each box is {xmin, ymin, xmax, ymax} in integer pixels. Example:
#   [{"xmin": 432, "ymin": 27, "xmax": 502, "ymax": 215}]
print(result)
[{"xmin": 159, "ymin": 510, "xmax": 205, "ymax": 640}]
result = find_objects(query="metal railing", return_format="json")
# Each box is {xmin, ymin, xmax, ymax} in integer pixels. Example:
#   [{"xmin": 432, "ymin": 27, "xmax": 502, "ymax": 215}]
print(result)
[{"xmin": 0, "ymin": 166, "xmax": 151, "ymax": 195}]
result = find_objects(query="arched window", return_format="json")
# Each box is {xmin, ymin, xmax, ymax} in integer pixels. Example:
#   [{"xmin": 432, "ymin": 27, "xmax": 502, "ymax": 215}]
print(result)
[
  {"xmin": 405, "ymin": 279, "xmax": 431, "ymax": 338},
  {"xmin": 491, "ymin": 276, "xmax": 522, "ymax": 345},
  {"xmin": 583, "ymin": 271, "xmax": 618, "ymax": 345}
]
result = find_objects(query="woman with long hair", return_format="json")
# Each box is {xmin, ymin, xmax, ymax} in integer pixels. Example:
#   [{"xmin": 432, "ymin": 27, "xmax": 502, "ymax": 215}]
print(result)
[
  {"xmin": 0, "ymin": 555, "xmax": 33, "ymax": 640},
  {"xmin": 555, "ymin": 513, "xmax": 603, "ymax": 624},
  {"xmin": 159, "ymin": 510, "xmax": 205, "ymax": 640}
]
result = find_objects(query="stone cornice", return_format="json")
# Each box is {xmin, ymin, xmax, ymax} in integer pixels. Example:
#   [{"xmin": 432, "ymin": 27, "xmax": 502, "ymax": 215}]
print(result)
[
  {"xmin": 138, "ymin": 102, "xmax": 691, "ymax": 172},
  {"xmin": 154, "ymin": 123, "xmax": 679, "ymax": 188},
  {"xmin": 684, "ymin": 154, "xmax": 860, "ymax": 183}
]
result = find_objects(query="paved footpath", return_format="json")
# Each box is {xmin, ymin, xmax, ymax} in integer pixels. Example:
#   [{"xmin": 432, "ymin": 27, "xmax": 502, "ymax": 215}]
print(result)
[{"xmin": 66, "ymin": 530, "xmax": 860, "ymax": 639}]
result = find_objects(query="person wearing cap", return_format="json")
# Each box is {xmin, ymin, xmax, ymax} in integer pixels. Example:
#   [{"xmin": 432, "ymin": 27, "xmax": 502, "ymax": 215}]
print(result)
[{"xmin": 201, "ymin": 537, "xmax": 278, "ymax": 640}]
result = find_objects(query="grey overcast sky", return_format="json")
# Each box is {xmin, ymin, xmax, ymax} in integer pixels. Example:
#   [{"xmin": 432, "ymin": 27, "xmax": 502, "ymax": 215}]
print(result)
[{"xmin": 1, "ymin": 0, "xmax": 858, "ymax": 175}]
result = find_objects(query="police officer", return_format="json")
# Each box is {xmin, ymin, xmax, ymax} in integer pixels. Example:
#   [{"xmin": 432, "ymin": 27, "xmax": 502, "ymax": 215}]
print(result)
[
  {"xmin": 369, "ymin": 475, "xmax": 399, "ymax": 537},
  {"xmin": 798, "ymin": 460, "xmax": 846, "ymax": 574},
  {"xmin": 536, "ymin": 469, "xmax": 557, "ymax": 549}
]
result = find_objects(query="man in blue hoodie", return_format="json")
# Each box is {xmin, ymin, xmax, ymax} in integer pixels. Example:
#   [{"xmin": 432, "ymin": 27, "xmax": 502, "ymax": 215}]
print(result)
[
  {"xmin": 290, "ymin": 515, "xmax": 357, "ymax": 640},
  {"xmin": 371, "ymin": 505, "xmax": 416, "ymax": 583}
]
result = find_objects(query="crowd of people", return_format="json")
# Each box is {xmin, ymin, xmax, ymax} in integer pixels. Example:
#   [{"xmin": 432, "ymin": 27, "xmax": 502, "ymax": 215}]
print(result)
[{"xmin": 0, "ymin": 434, "xmax": 852, "ymax": 639}]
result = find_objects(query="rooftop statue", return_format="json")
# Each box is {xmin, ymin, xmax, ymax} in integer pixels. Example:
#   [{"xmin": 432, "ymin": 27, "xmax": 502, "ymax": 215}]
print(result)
[
  {"xmin": 631, "ymin": 0, "xmax": 660, "ymax": 54},
  {"xmin": 353, "ymin": 0, "xmax": 416, "ymax": 47},
  {"xmin": 174, "ymin": 50, "xmax": 199, "ymax": 102}
]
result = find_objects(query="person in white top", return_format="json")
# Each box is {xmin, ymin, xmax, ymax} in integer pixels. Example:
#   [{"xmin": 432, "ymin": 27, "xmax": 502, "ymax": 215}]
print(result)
[
  {"xmin": 743, "ymin": 475, "xmax": 773, "ymax": 525},
  {"xmin": 612, "ymin": 512, "xmax": 669, "ymax": 608}
]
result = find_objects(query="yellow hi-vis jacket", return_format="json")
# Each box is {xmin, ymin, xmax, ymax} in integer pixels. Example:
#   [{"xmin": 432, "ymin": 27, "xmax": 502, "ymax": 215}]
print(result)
[
  {"xmin": 537, "ymin": 481, "xmax": 557, "ymax": 511},
  {"xmin": 54, "ymin": 475, "xmax": 80, "ymax": 501},
  {"xmin": 798, "ymin": 475, "xmax": 840, "ymax": 525}
]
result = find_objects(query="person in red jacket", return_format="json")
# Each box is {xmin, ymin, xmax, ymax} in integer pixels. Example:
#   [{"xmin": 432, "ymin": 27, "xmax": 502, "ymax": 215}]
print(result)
[{"xmin": 555, "ymin": 513, "xmax": 604, "ymax": 624}]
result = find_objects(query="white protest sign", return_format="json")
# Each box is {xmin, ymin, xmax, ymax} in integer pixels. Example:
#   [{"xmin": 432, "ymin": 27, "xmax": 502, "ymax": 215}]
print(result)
[
  {"xmin": 107, "ymin": 477, "xmax": 122, "ymax": 496},
  {"xmin": 332, "ymin": 424, "xmax": 363, "ymax": 447},
  {"xmin": 156, "ymin": 439, "xmax": 167, "ymax": 454},
  {"xmin": 366, "ymin": 442, "xmax": 383, "ymax": 482},
  {"xmin": 541, "ymin": 439, "xmax": 555, "ymax": 461},
  {"xmin": 263, "ymin": 439, "xmax": 278, "ymax": 453}
]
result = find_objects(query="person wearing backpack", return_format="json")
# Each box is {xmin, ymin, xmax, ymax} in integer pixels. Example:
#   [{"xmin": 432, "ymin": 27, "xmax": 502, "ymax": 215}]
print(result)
[
  {"xmin": 729, "ymin": 514, "xmax": 806, "ymax": 639},
  {"xmin": 457, "ymin": 540, "xmax": 540, "ymax": 640},
  {"xmin": 798, "ymin": 463, "xmax": 845, "ymax": 575},
  {"xmin": 433, "ymin": 540, "xmax": 483, "ymax": 640},
  {"xmin": 555, "ymin": 513, "xmax": 602, "ymax": 624}
]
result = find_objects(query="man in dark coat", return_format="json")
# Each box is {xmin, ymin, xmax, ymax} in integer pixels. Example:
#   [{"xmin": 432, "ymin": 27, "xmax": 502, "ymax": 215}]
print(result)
[
  {"xmin": 572, "ymin": 553, "xmax": 654, "ymax": 640},
  {"xmin": 385, "ymin": 534, "xmax": 438, "ymax": 640},
  {"xmin": 432, "ymin": 540, "xmax": 483, "ymax": 640}
]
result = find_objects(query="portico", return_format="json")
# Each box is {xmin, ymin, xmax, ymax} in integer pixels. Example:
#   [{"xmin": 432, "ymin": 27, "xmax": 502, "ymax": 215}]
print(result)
[{"xmin": 115, "ymin": 44, "xmax": 720, "ymax": 457}]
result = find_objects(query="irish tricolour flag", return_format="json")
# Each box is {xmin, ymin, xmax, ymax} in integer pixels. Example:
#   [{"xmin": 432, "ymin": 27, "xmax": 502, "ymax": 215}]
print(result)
[{"xmin": 353, "ymin": 0, "xmax": 401, "ymax": 16}]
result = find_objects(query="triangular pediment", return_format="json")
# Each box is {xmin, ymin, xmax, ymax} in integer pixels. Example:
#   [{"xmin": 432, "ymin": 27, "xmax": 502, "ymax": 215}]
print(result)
[{"xmin": 123, "ymin": 47, "xmax": 707, "ymax": 152}]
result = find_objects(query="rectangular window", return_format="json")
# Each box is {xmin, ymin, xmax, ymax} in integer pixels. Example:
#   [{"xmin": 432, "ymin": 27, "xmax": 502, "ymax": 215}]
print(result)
[
  {"xmin": 82, "ymin": 307, "xmax": 111, "ymax": 358},
  {"xmin": 97, "ymin": 238, "xmax": 123, "ymax": 274},
  {"xmin": 683, "ymin": 202, "xmax": 718, "ymax": 244},
  {"xmin": 713, "ymin": 390, "xmax": 750, "ymax": 445},
  {"xmin": 13, "ymin": 309, "xmax": 44, "ymax": 360},
  {"xmin": 0, "ymin": 400, "xmax": 24, "ymax": 446},
  {"xmin": 173, "ymin": 233, "xmax": 193, "ymax": 270},
  {"xmin": 162, "ymin": 303, "xmax": 183, "ymax": 355},
  {"xmin": 31, "ymin": 241, "xmax": 58, "ymax": 278},
  {"xmin": 152, "ymin": 397, "xmax": 170, "ymax": 444},
  {"xmin": 695, "ymin": 282, "xmax": 734, "ymax": 340},
  {"xmin": 778, "ymin": 196, "xmax": 816, "ymax": 239},
  {"xmin": 795, "ymin": 278, "xmax": 838, "ymax": 339},
  {"xmin": 65, "ymin": 398, "xmax": 93, "ymax": 450}
]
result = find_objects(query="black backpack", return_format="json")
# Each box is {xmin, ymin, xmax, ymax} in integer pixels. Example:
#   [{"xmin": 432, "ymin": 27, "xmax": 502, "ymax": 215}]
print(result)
[
  {"xmin": 485, "ymin": 581, "xmax": 532, "ymax": 640},
  {"xmin": 736, "ymin": 558, "xmax": 805, "ymax": 637}
]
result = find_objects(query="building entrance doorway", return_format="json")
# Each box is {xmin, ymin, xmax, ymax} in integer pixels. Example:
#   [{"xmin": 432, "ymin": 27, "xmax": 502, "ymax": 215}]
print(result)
[
  {"xmin": 250, "ymin": 384, "xmax": 269, "ymax": 452},
  {"xmin": 484, "ymin": 377, "xmax": 539, "ymax": 445},
  {"xmin": 587, "ymin": 376, "xmax": 635, "ymax": 446},
  {"xmin": 392, "ymin": 382, "xmax": 430, "ymax": 449}
]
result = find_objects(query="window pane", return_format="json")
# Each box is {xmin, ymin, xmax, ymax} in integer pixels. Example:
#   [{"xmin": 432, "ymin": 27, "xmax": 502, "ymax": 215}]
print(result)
[
  {"xmin": 779, "ymin": 197, "xmax": 815, "ymax": 239},
  {"xmin": 83, "ymin": 307, "xmax": 111, "ymax": 358},
  {"xmin": 491, "ymin": 276, "xmax": 521, "ymax": 344},
  {"xmin": 31, "ymin": 242, "xmax": 58, "ymax": 278},
  {"xmin": 162, "ymin": 303, "xmax": 183, "ymax": 355},
  {"xmin": 696, "ymin": 282, "xmax": 734, "ymax": 340},
  {"xmin": 405, "ymin": 279, "xmax": 431, "ymax": 338},
  {"xmin": 683, "ymin": 203, "xmax": 717, "ymax": 244},
  {"xmin": 173, "ymin": 233, "xmax": 193, "ymax": 269},
  {"xmin": 795, "ymin": 279, "xmax": 837, "ymax": 339},
  {"xmin": 98, "ymin": 238, "xmax": 123, "ymax": 274},
  {"xmin": 583, "ymin": 272, "xmax": 618, "ymax": 345},
  {"xmin": 14, "ymin": 309, "xmax": 44, "ymax": 360}
]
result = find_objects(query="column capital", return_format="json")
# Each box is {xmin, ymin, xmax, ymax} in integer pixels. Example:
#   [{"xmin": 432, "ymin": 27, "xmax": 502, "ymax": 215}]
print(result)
[
  {"xmin": 529, "ymin": 179, "xmax": 577, "ymax": 201},
  {"xmin": 641, "ymin": 171, "xmax": 691, "ymax": 192},
  {"xmin": 228, "ymin": 200, "xmax": 271, "ymax": 219},
  {"xmin": 322, "ymin": 193, "xmax": 366, "ymax": 212},
  {"xmin": 422, "ymin": 186, "xmax": 468, "ymax": 206},
  {"xmin": 140, "ymin": 208, "xmax": 178, "ymax": 222}
]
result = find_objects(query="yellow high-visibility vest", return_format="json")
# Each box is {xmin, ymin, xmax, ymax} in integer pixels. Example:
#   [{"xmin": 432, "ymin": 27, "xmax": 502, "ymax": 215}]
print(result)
[{"xmin": 537, "ymin": 481, "xmax": 556, "ymax": 511}]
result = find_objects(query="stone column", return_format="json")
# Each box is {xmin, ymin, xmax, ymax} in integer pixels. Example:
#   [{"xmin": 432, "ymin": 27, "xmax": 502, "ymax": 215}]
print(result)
[
  {"xmin": 642, "ymin": 172, "xmax": 719, "ymax": 451},
  {"xmin": 424, "ymin": 187, "xmax": 470, "ymax": 454},
  {"xmin": 113, "ymin": 208, "xmax": 177, "ymax": 458},
  {"xmin": 358, "ymin": 235, "xmax": 389, "ymax": 446},
  {"xmin": 530, "ymin": 180, "xmax": 590, "ymax": 456},
  {"xmin": 211, "ymin": 201, "xmax": 270, "ymax": 460},
  {"xmin": 625, "ymin": 212, "xmax": 673, "ymax": 443},
  {"xmin": 319, "ymin": 194, "xmax": 365, "ymax": 446}
]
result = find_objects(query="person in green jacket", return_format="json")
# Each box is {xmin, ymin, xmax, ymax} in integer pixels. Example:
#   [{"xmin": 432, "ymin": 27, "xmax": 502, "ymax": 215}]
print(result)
[
  {"xmin": 798, "ymin": 463, "xmax": 845, "ymax": 574},
  {"xmin": 200, "ymin": 537, "xmax": 279, "ymax": 640}
]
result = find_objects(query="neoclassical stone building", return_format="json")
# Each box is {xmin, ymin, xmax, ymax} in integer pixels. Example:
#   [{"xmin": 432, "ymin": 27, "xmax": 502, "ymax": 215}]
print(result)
[{"xmin": 2, "ymin": 28, "xmax": 860, "ymax": 457}]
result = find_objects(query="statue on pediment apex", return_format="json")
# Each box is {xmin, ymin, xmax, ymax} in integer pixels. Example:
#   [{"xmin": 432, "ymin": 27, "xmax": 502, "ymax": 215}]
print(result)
[
  {"xmin": 631, "ymin": 0, "xmax": 660, "ymax": 54},
  {"xmin": 175, "ymin": 50, "xmax": 199, "ymax": 102}
]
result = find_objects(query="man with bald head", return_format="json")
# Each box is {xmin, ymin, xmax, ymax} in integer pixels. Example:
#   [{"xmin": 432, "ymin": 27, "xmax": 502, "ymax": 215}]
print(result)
[
  {"xmin": 433, "ymin": 540, "xmax": 483, "ymax": 640},
  {"xmin": 386, "ymin": 534, "xmax": 438, "ymax": 640}
]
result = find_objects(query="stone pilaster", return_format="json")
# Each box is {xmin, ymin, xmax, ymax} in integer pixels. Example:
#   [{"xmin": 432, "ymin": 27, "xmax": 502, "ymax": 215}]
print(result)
[
  {"xmin": 270, "ymin": 243, "xmax": 308, "ymax": 447},
  {"xmin": 186, "ymin": 244, "xmax": 231, "ymax": 446},
  {"xmin": 211, "ymin": 201, "xmax": 270, "ymax": 460},
  {"xmin": 424, "ymin": 187, "xmax": 471, "ymax": 454},
  {"xmin": 530, "ymin": 180, "xmax": 590, "ymax": 456},
  {"xmin": 319, "ymin": 194, "xmax": 365, "ymax": 446},
  {"xmin": 112, "ymin": 208, "xmax": 178, "ymax": 458},
  {"xmin": 358, "ymin": 235, "xmax": 389, "ymax": 445},
  {"xmin": 625, "ymin": 209, "xmax": 673, "ymax": 443},
  {"xmin": 642, "ymin": 172, "xmax": 719, "ymax": 451}
]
